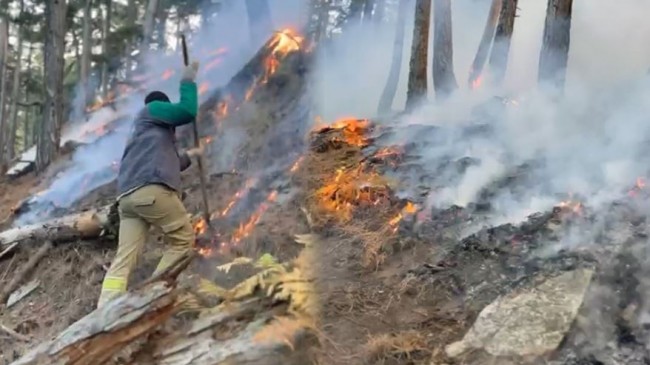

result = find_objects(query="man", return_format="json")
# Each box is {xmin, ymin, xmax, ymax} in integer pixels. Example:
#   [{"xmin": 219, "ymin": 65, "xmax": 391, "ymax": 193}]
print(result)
[{"xmin": 97, "ymin": 61, "xmax": 203, "ymax": 307}]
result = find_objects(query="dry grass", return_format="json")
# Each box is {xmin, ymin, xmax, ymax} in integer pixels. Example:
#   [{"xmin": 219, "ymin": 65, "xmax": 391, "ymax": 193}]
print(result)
[{"xmin": 363, "ymin": 330, "xmax": 429, "ymax": 362}]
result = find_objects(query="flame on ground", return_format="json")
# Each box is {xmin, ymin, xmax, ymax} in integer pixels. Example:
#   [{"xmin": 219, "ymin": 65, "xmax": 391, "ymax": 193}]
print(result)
[
  {"xmin": 628, "ymin": 177, "xmax": 646, "ymax": 197},
  {"xmin": 471, "ymin": 75, "xmax": 484, "ymax": 90},
  {"xmin": 388, "ymin": 201, "xmax": 418, "ymax": 233},
  {"xmin": 317, "ymin": 118, "xmax": 371, "ymax": 148},
  {"xmin": 316, "ymin": 167, "xmax": 391, "ymax": 221},
  {"xmin": 230, "ymin": 190, "xmax": 278, "ymax": 245}
]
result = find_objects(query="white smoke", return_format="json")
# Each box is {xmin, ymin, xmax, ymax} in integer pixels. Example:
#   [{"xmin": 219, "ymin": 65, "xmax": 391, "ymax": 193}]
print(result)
[
  {"xmin": 313, "ymin": 0, "xmax": 650, "ymax": 223},
  {"xmin": 16, "ymin": 0, "xmax": 307, "ymax": 225}
]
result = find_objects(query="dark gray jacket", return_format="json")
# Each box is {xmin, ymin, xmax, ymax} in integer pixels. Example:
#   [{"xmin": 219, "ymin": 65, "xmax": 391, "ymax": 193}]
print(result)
[{"xmin": 117, "ymin": 108, "xmax": 192, "ymax": 196}]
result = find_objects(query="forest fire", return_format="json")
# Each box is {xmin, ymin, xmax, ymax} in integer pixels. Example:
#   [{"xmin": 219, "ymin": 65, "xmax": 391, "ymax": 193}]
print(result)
[
  {"xmin": 388, "ymin": 201, "xmax": 418, "ymax": 233},
  {"xmin": 316, "ymin": 167, "xmax": 391, "ymax": 221},
  {"xmin": 628, "ymin": 177, "xmax": 646, "ymax": 197},
  {"xmin": 199, "ymin": 82, "xmax": 210, "ymax": 96},
  {"xmin": 230, "ymin": 190, "xmax": 278, "ymax": 245},
  {"xmin": 316, "ymin": 118, "xmax": 372, "ymax": 148}
]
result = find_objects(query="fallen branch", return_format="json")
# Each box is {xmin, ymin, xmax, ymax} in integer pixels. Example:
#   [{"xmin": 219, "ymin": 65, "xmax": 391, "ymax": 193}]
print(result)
[
  {"xmin": 0, "ymin": 205, "xmax": 116, "ymax": 247},
  {"xmin": 0, "ymin": 241, "xmax": 19, "ymax": 260},
  {"xmin": 0, "ymin": 241, "xmax": 52, "ymax": 305},
  {"xmin": 10, "ymin": 281, "xmax": 179, "ymax": 365},
  {"xmin": 0, "ymin": 322, "xmax": 31, "ymax": 342}
]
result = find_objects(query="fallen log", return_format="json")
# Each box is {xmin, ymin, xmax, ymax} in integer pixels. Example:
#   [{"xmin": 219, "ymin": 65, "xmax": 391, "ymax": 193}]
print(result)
[
  {"xmin": 0, "ymin": 204, "xmax": 118, "ymax": 247},
  {"xmin": 10, "ymin": 281, "xmax": 179, "ymax": 365},
  {"xmin": 0, "ymin": 241, "xmax": 52, "ymax": 305}
]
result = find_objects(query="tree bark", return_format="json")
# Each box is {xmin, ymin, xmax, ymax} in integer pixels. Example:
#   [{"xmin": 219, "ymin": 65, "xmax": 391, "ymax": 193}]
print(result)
[
  {"xmin": 124, "ymin": 0, "xmax": 137, "ymax": 79},
  {"xmin": 10, "ymin": 282, "xmax": 179, "ymax": 365},
  {"xmin": 538, "ymin": 0, "xmax": 573, "ymax": 89},
  {"xmin": 100, "ymin": 0, "xmax": 111, "ymax": 97},
  {"xmin": 405, "ymin": 0, "xmax": 431, "ymax": 110},
  {"xmin": 0, "ymin": 205, "xmax": 115, "ymax": 247},
  {"xmin": 0, "ymin": 17, "xmax": 8, "ymax": 169},
  {"xmin": 377, "ymin": 0, "xmax": 410, "ymax": 113},
  {"xmin": 155, "ymin": 0, "xmax": 167, "ymax": 50},
  {"xmin": 468, "ymin": 0, "xmax": 501, "ymax": 88},
  {"xmin": 37, "ymin": 0, "xmax": 67, "ymax": 172},
  {"xmin": 81, "ymin": 0, "xmax": 93, "ymax": 108},
  {"xmin": 140, "ymin": 0, "xmax": 159, "ymax": 57},
  {"xmin": 8, "ymin": 18, "xmax": 24, "ymax": 162},
  {"xmin": 432, "ymin": 0, "xmax": 458, "ymax": 99},
  {"xmin": 245, "ymin": 0, "xmax": 274, "ymax": 46},
  {"xmin": 488, "ymin": 0, "xmax": 518, "ymax": 86},
  {"xmin": 23, "ymin": 43, "xmax": 32, "ymax": 149}
]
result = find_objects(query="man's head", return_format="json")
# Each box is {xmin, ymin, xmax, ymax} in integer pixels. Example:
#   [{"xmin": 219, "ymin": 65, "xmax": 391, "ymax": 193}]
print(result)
[{"xmin": 144, "ymin": 91, "xmax": 170, "ymax": 105}]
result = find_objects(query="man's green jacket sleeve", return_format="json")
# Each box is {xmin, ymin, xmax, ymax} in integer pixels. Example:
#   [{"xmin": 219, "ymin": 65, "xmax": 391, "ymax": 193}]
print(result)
[{"xmin": 147, "ymin": 81, "xmax": 198, "ymax": 126}]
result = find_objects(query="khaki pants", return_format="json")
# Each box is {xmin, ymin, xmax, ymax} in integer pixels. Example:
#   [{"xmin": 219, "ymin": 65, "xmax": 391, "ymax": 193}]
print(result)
[{"xmin": 97, "ymin": 184, "xmax": 194, "ymax": 307}]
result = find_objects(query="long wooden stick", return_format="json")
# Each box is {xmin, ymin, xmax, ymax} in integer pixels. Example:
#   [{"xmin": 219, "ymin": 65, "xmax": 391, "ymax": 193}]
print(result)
[{"xmin": 181, "ymin": 34, "xmax": 211, "ymax": 226}]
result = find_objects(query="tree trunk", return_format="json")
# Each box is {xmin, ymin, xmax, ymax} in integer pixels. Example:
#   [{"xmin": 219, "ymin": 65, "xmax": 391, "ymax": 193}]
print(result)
[
  {"xmin": 101, "ymin": 0, "xmax": 111, "ymax": 97},
  {"xmin": 468, "ymin": 0, "xmax": 501, "ymax": 88},
  {"xmin": 432, "ymin": 0, "xmax": 457, "ymax": 99},
  {"xmin": 538, "ymin": 0, "xmax": 573, "ymax": 89},
  {"xmin": 405, "ymin": 0, "xmax": 431, "ymax": 110},
  {"xmin": 23, "ymin": 44, "xmax": 32, "ymax": 150},
  {"xmin": 313, "ymin": 0, "xmax": 330, "ymax": 43},
  {"xmin": 140, "ymin": 0, "xmax": 159, "ymax": 57},
  {"xmin": 155, "ymin": 0, "xmax": 168, "ymax": 50},
  {"xmin": 245, "ymin": 0, "xmax": 274, "ymax": 46},
  {"xmin": 0, "ymin": 205, "xmax": 115, "ymax": 247},
  {"xmin": 362, "ymin": 0, "xmax": 374, "ymax": 23},
  {"xmin": 8, "ymin": 17, "xmax": 24, "ymax": 162},
  {"xmin": 0, "ymin": 17, "xmax": 8, "ymax": 169},
  {"xmin": 37, "ymin": 0, "xmax": 67, "ymax": 172},
  {"xmin": 348, "ymin": 0, "xmax": 364, "ymax": 24},
  {"xmin": 81, "ymin": 0, "xmax": 93, "ymax": 108},
  {"xmin": 374, "ymin": 0, "xmax": 386, "ymax": 25},
  {"xmin": 11, "ymin": 282, "xmax": 179, "ymax": 365},
  {"xmin": 377, "ymin": 0, "xmax": 410, "ymax": 113},
  {"xmin": 488, "ymin": 0, "xmax": 518, "ymax": 86},
  {"xmin": 124, "ymin": 0, "xmax": 137, "ymax": 79}
]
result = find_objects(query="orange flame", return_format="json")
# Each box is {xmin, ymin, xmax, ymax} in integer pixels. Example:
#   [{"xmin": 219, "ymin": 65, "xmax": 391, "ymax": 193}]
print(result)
[
  {"xmin": 290, "ymin": 156, "xmax": 305, "ymax": 173},
  {"xmin": 230, "ymin": 190, "xmax": 278, "ymax": 244},
  {"xmin": 628, "ymin": 177, "xmax": 646, "ymax": 197},
  {"xmin": 471, "ymin": 75, "xmax": 483, "ymax": 90},
  {"xmin": 199, "ymin": 82, "xmax": 210, "ymax": 96},
  {"xmin": 326, "ymin": 118, "xmax": 371, "ymax": 147},
  {"xmin": 162, "ymin": 69, "xmax": 175, "ymax": 80},
  {"xmin": 558, "ymin": 200, "xmax": 582, "ymax": 215},
  {"xmin": 388, "ymin": 202, "xmax": 418, "ymax": 233},
  {"xmin": 194, "ymin": 217, "xmax": 208, "ymax": 235}
]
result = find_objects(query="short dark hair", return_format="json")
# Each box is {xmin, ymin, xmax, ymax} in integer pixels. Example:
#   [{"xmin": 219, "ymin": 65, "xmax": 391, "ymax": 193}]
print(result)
[{"xmin": 144, "ymin": 91, "xmax": 170, "ymax": 105}]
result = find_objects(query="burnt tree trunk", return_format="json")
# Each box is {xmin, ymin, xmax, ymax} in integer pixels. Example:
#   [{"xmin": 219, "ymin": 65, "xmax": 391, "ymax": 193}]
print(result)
[
  {"xmin": 377, "ymin": 0, "xmax": 410, "ymax": 113},
  {"xmin": 22, "ymin": 44, "xmax": 33, "ymax": 149},
  {"xmin": 405, "ymin": 0, "xmax": 431, "ymax": 110},
  {"xmin": 155, "ymin": 1, "xmax": 167, "ymax": 50},
  {"xmin": 124, "ymin": 0, "xmax": 137, "ymax": 78},
  {"xmin": 488, "ymin": 0, "xmax": 518, "ymax": 86},
  {"xmin": 140, "ymin": 0, "xmax": 159, "ymax": 57},
  {"xmin": 80, "ymin": 0, "xmax": 93, "ymax": 108},
  {"xmin": 362, "ymin": 0, "xmax": 375, "ymax": 23},
  {"xmin": 538, "ymin": 0, "xmax": 573, "ymax": 89},
  {"xmin": 432, "ymin": 0, "xmax": 458, "ymax": 99},
  {"xmin": 245, "ymin": 0, "xmax": 274, "ymax": 46},
  {"xmin": 100, "ymin": 0, "xmax": 111, "ymax": 97},
  {"xmin": 37, "ymin": 0, "xmax": 66, "ymax": 172},
  {"xmin": 0, "ymin": 17, "xmax": 8, "ymax": 169},
  {"xmin": 468, "ymin": 0, "xmax": 501, "ymax": 88},
  {"xmin": 348, "ymin": 0, "xmax": 364, "ymax": 24},
  {"xmin": 8, "ymin": 13, "xmax": 24, "ymax": 162}
]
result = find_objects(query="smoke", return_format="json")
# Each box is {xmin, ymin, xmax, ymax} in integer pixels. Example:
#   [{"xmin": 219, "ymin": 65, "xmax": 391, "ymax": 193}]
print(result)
[{"xmin": 16, "ymin": 0, "xmax": 306, "ymax": 225}]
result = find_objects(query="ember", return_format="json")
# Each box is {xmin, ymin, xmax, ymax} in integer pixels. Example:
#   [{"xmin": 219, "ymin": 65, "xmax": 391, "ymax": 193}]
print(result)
[
  {"xmin": 317, "ymin": 118, "xmax": 372, "ymax": 148},
  {"xmin": 194, "ymin": 217, "xmax": 208, "ymax": 235},
  {"xmin": 388, "ymin": 201, "xmax": 418, "ymax": 233}
]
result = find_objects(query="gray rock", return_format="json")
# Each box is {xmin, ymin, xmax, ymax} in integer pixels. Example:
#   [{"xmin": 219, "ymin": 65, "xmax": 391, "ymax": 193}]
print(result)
[{"xmin": 446, "ymin": 268, "xmax": 594, "ymax": 358}]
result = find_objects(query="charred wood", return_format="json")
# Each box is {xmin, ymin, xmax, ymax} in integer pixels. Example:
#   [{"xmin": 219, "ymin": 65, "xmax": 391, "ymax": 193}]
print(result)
[
  {"xmin": 538, "ymin": 0, "xmax": 573, "ymax": 88},
  {"xmin": 0, "ymin": 204, "xmax": 118, "ymax": 247},
  {"xmin": 488, "ymin": 0, "xmax": 518, "ymax": 85},
  {"xmin": 468, "ymin": 0, "xmax": 502, "ymax": 87},
  {"xmin": 432, "ymin": 0, "xmax": 458, "ymax": 99},
  {"xmin": 406, "ymin": 0, "xmax": 431, "ymax": 110}
]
